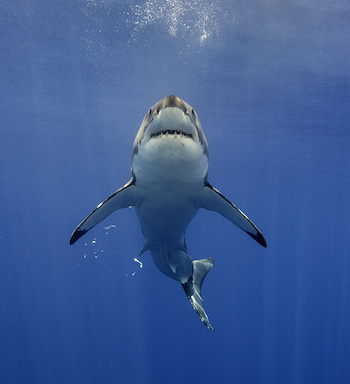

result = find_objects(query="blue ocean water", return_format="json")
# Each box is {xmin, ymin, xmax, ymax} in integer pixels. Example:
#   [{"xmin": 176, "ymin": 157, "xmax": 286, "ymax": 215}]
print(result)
[{"xmin": 1, "ymin": 0, "xmax": 350, "ymax": 383}]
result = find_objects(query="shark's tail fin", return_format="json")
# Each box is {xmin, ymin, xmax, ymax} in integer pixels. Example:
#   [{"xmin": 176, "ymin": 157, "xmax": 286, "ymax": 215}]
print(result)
[{"xmin": 182, "ymin": 257, "xmax": 214, "ymax": 330}]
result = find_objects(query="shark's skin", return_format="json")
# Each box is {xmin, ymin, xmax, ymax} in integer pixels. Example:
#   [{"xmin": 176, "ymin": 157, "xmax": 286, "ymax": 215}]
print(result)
[{"xmin": 70, "ymin": 95, "xmax": 267, "ymax": 329}]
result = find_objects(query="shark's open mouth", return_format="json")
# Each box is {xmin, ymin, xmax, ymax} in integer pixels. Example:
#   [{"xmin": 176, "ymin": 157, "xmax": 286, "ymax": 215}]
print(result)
[{"xmin": 151, "ymin": 130, "xmax": 193, "ymax": 139}]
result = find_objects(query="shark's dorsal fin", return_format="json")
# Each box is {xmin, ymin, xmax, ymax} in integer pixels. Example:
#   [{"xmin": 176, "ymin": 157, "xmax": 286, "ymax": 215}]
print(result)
[
  {"xmin": 70, "ymin": 178, "xmax": 136, "ymax": 245},
  {"xmin": 201, "ymin": 182, "xmax": 267, "ymax": 248}
]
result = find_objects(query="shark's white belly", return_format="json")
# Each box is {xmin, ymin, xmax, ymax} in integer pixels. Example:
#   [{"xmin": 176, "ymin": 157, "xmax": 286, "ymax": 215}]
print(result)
[
  {"xmin": 134, "ymin": 179, "xmax": 199, "ymax": 245},
  {"xmin": 132, "ymin": 136, "xmax": 208, "ymax": 281},
  {"xmin": 132, "ymin": 136, "xmax": 207, "ymax": 245}
]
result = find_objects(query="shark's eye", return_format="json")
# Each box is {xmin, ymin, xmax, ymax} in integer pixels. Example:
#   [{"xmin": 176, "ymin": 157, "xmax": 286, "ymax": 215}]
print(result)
[
  {"xmin": 149, "ymin": 109, "xmax": 152, "ymax": 116},
  {"xmin": 192, "ymin": 109, "xmax": 195, "ymax": 116}
]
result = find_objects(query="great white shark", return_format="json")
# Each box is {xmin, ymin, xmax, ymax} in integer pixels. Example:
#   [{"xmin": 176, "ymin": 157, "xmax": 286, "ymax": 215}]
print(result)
[{"xmin": 70, "ymin": 95, "xmax": 266, "ymax": 329}]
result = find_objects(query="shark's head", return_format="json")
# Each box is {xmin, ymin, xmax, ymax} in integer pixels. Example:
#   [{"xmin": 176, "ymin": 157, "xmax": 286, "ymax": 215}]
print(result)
[
  {"xmin": 132, "ymin": 95, "xmax": 209, "ymax": 182},
  {"xmin": 132, "ymin": 95, "xmax": 209, "ymax": 157}
]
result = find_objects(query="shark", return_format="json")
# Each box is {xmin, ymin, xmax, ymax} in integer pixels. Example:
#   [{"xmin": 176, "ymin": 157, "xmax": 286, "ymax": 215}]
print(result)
[{"xmin": 70, "ymin": 95, "xmax": 267, "ymax": 329}]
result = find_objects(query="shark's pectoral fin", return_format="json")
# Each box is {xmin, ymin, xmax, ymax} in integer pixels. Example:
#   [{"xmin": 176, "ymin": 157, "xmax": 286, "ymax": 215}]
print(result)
[
  {"xmin": 70, "ymin": 178, "xmax": 136, "ymax": 245},
  {"xmin": 182, "ymin": 257, "xmax": 214, "ymax": 330},
  {"xmin": 201, "ymin": 182, "xmax": 267, "ymax": 248}
]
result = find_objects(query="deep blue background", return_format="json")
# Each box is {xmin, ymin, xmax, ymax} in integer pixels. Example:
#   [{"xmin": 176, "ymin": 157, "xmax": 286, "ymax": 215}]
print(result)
[{"xmin": 1, "ymin": 0, "xmax": 350, "ymax": 383}]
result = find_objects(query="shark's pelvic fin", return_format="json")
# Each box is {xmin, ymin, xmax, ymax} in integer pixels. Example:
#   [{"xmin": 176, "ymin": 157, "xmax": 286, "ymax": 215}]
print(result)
[
  {"xmin": 182, "ymin": 257, "xmax": 214, "ymax": 330},
  {"xmin": 70, "ymin": 178, "xmax": 136, "ymax": 245},
  {"xmin": 202, "ymin": 182, "xmax": 267, "ymax": 248}
]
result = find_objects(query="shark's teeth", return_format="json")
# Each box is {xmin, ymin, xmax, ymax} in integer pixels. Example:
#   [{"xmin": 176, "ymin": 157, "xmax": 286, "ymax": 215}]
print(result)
[{"xmin": 151, "ymin": 130, "xmax": 193, "ymax": 139}]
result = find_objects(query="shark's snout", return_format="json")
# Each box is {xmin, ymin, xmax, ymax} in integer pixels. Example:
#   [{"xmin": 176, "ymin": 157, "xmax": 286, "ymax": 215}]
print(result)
[{"xmin": 160, "ymin": 95, "xmax": 185, "ymax": 110}]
